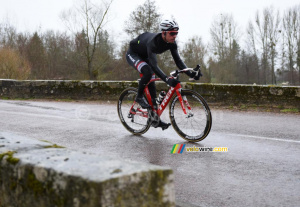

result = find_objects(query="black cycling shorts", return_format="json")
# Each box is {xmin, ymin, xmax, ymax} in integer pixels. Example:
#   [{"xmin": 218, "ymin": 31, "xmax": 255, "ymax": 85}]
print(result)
[{"xmin": 126, "ymin": 49, "xmax": 155, "ymax": 79}]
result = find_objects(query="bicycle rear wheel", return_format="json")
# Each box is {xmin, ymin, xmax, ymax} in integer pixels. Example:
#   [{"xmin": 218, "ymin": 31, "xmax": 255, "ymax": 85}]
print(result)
[
  {"xmin": 169, "ymin": 89, "xmax": 212, "ymax": 142},
  {"xmin": 117, "ymin": 87, "xmax": 151, "ymax": 135}
]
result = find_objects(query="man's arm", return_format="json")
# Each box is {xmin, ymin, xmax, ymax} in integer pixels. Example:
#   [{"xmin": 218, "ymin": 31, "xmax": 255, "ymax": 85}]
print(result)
[
  {"xmin": 170, "ymin": 48, "xmax": 187, "ymax": 70},
  {"xmin": 147, "ymin": 47, "xmax": 168, "ymax": 81},
  {"xmin": 147, "ymin": 48, "xmax": 180, "ymax": 87},
  {"xmin": 170, "ymin": 48, "xmax": 199, "ymax": 79}
]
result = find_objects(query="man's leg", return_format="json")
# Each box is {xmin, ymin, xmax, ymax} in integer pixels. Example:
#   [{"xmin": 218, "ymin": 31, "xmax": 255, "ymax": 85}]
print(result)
[
  {"xmin": 147, "ymin": 75, "xmax": 171, "ymax": 130},
  {"xmin": 148, "ymin": 80, "xmax": 157, "ymax": 106},
  {"xmin": 125, "ymin": 50, "xmax": 170, "ymax": 130},
  {"xmin": 135, "ymin": 65, "xmax": 154, "ymax": 108},
  {"xmin": 126, "ymin": 50, "xmax": 152, "ymax": 108}
]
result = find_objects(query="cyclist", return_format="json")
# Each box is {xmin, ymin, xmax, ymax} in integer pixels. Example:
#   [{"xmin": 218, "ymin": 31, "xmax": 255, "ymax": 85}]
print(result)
[{"xmin": 126, "ymin": 19, "xmax": 201, "ymax": 130}]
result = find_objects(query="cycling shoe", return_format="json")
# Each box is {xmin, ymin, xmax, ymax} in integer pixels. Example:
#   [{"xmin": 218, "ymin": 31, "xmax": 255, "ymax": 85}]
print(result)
[
  {"xmin": 157, "ymin": 120, "xmax": 171, "ymax": 130},
  {"xmin": 135, "ymin": 97, "xmax": 151, "ymax": 109}
]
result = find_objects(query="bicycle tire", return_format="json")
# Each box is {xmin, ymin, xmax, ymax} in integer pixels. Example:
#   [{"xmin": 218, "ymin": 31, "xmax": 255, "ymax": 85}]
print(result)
[
  {"xmin": 117, "ymin": 87, "xmax": 151, "ymax": 135},
  {"xmin": 169, "ymin": 89, "xmax": 212, "ymax": 142}
]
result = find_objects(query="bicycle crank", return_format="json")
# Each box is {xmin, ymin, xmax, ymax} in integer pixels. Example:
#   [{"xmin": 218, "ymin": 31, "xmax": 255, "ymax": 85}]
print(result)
[{"xmin": 149, "ymin": 110, "xmax": 160, "ymax": 127}]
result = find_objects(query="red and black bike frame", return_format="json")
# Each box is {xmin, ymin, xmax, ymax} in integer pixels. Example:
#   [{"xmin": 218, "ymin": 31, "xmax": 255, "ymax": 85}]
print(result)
[{"xmin": 142, "ymin": 78, "xmax": 191, "ymax": 116}]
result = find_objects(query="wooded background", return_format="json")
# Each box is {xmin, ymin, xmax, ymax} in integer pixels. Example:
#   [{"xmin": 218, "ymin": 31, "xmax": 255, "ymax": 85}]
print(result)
[{"xmin": 0, "ymin": 0, "xmax": 299, "ymax": 86}]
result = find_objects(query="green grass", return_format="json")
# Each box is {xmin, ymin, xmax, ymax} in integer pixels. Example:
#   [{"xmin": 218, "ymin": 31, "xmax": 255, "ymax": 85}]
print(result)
[
  {"xmin": 43, "ymin": 144, "xmax": 65, "ymax": 149},
  {"xmin": 240, "ymin": 104, "xmax": 247, "ymax": 110},
  {"xmin": 280, "ymin": 108, "xmax": 299, "ymax": 113}
]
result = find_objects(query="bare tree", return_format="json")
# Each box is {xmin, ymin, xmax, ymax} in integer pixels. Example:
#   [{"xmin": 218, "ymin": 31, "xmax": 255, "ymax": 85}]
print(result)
[
  {"xmin": 60, "ymin": 0, "xmax": 113, "ymax": 80},
  {"xmin": 120, "ymin": 0, "xmax": 163, "ymax": 79},
  {"xmin": 182, "ymin": 36, "xmax": 210, "ymax": 82},
  {"xmin": 93, "ymin": 30, "xmax": 115, "ymax": 80},
  {"xmin": 248, "ymin": 7, "xmax": 281, "ymax": 84},
  {"xmin": 209, "ymin": 13, "xmax": 241, "ymax": 83},
  {"xmin": 246, "ymin": 21, "xmax": 260, "ymax": 83},
  {"xmin": 210, "ymin": 13, "xmax": 240, "ymax": 61},
  {"xmin": 43, "ymin": 30, "xmax": 75, "ymax": 79},
  {"xmin": 0, "ymin": 21, "xmax": 17, "ymax": 48},
  {"xmin": 183, "ymin": 36, "xmax": 207, "ymax": 67},
  {"xmin": 254, "ymin": 9, "xmax": 270, "ymax": 84},
  {"xmin": 283, "ymin": 5, "xmax": 300, "ymax": 85},
  {"xmin": 267, "ymin": 8, "xmax": 281, "ymax": 84},
  {"xmin": 124, "ymin": 0, "xmax": 161, "ymax": 39}
]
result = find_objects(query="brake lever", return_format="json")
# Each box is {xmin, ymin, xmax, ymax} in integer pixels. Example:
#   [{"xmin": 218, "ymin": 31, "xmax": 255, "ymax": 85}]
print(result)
[
  {"xmin": 188, "ymin": 65, "xmax": 202, "ymax": 81},
  {"xmin": 194, "ymin": 65, "xmax": 201, "ymax": 71},
  {"xmin": 170, "ymin": 70, "xmax": 179, "ymax": 77}
]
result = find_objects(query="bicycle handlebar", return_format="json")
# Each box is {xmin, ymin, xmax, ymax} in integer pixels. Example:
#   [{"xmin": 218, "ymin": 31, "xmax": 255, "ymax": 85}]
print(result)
[{"xmin": 170, "ymin": 65, "xmax": 201, "ymax": 78}]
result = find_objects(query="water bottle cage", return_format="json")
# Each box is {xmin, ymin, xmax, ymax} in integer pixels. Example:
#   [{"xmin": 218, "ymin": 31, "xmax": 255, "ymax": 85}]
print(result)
[{"xmin": 156, "ymin": 91, "xmax": 166, "ymax": 105}]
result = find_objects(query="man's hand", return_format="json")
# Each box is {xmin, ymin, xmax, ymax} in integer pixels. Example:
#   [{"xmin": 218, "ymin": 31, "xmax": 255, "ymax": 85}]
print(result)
[
  {"xmin": 186, "ymin": 70, "xmax": 197, "ymax": 78},
  {"xmin": 166, "ymin": 77, "xmax": 180, "ymax": 87},
  {"xmin": 188, "ymin": 65, "xmax": 203, "ymax": 81}
]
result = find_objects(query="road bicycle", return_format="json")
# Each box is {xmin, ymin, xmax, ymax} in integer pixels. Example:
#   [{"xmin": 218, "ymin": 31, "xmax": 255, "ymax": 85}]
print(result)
[{"xmin": 117, "ymin": 66, "xmax": 212, "ymax": 142}]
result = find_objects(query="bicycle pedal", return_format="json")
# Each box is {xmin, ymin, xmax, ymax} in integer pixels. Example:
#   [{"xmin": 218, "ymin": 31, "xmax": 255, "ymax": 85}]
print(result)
[
  {"xmin": 161, "ymin": 123, "xmax": 171, "ymax": 130},
  {"xmin": 151, "ymin": 122, "xmax": 160, "ymax": 128}
]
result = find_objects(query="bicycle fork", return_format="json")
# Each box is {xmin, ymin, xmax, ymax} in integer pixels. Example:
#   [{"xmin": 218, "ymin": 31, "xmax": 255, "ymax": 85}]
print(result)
[{"xmin": 176, "ymin": 89, "xmax": 193, "ymax": 118}]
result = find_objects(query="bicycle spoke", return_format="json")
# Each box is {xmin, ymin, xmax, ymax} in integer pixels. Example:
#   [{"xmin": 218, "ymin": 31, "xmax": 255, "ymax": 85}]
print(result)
[
  {"xmin": 170, "ymin": 90, "xmax": 212, "ymax": 142},
  {"xmin": 118, "ymin": 88, "xmax": 151, "ymax": 135}
]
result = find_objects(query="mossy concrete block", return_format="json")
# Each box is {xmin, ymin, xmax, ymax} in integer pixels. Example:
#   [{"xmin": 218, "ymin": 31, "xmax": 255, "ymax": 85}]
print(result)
[
  {"xmin": 0, "ymin": 133, "xmax": 175, "ymax": 207},
  {"xmin": 296, "ymin": 88, "xmax": 300, "ymax": 98}
]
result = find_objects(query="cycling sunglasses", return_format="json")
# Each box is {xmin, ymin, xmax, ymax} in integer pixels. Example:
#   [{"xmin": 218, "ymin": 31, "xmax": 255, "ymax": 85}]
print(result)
[{"xmin": 168, "ymin": 31, "xmax": 178, "ymax": 36}]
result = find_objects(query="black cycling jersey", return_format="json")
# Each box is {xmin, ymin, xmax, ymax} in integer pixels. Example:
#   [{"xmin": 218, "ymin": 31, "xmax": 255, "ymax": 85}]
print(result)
[{"xmin": 129, "ymin": 32, "xmax": 187, "ymax": 81}]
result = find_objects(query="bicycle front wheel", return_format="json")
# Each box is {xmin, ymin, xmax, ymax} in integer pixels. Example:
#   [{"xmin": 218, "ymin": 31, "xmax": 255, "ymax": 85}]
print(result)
[
  {"xmin": 169, "ymin": 89, "xmax": 212, "ymax": 142},
  {"xmin": 117, "ymin": 87, "xmax": 151, "ymax": 135}
]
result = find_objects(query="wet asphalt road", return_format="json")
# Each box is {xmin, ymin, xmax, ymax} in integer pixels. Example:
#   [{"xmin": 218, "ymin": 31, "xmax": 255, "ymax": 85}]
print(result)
[{"xmin": 0, "ymin": 100, "xmax": 299, "ymax": 207}]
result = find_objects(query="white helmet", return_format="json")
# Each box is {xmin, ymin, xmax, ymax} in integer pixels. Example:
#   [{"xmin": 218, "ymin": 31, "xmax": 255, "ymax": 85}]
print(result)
[{"xmin": 159, "ymin": 20, "xmax": 179, "ymax": 31}]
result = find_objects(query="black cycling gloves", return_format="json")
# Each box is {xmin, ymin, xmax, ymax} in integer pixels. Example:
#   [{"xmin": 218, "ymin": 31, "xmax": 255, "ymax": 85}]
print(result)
[
  {"xmin": 188, "ymin": 65, "xmax": 203, "ymax": 80},
  {"xmin": 166, "ymin": 77, "xmax": 180, "ymax": 87}
]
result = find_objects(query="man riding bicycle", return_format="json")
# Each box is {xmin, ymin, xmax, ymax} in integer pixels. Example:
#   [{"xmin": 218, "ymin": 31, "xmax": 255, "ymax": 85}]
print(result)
[{"xmin": 126, "ymin": 19, "xmax": 201, "ymax": 130}]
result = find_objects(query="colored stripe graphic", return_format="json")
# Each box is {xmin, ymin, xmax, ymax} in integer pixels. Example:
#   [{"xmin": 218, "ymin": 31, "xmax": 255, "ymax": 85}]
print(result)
[
  {"xmin": 171, "ymin": 144, "xmax": 177, "ymax": 153},
  {"xmin": 179, "ymin": 144, "xmax": 186, "ymax": 153},
  {"xmin": 171, "ymin": 144, "xmax": 186, "ymax": 154},
  {"xmin": 173, "ymin": 144, "xmax": 179, "ymax": 153}
]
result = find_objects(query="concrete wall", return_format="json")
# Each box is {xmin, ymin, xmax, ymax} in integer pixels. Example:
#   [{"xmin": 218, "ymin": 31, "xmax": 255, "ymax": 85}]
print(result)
[
  {"xmin": 0, "ymin": 133, "xmax": 175, "ymax": 207},
  {"xmin": 0, "ymin": 79, "xmax": 299, "ymax": 108}
]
